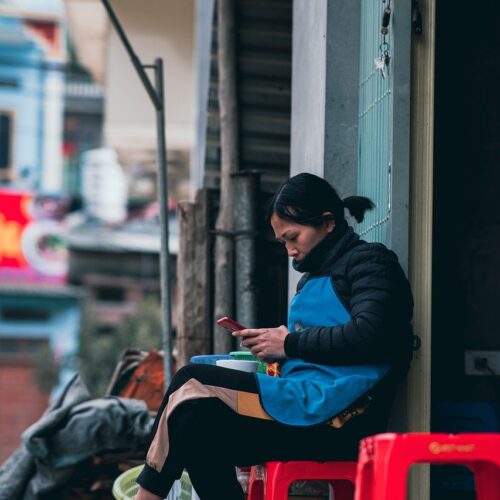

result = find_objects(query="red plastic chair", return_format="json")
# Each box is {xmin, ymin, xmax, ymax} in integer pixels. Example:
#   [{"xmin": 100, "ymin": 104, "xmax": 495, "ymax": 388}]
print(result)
[
  {"xmin": 354, "ymin": 433, "xmax": 500, "ymax": 500},
  {"xmin": 247, "ymin": 460, "xmax": 357, "ymax": 500}
]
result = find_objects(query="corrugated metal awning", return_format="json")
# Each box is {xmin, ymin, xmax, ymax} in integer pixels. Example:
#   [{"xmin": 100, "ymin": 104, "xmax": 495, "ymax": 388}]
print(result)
[{"xmin": 204, "ymin": 0, "xmax": 292, "ymax": 192}]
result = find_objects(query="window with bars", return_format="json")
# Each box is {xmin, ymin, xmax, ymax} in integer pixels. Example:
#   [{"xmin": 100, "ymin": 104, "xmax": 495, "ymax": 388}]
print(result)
[
  {"xmin": 356, "ymin": 0, "xmax": 410, "ymax": 269},
  {"xmin": 357, "ymin": 0, "xmax": 392, "ymax": 244}
]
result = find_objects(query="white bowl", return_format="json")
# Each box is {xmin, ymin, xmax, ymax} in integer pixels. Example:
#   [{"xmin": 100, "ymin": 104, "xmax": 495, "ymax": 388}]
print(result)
[{"xmin": 216, "ymin": 359, "xmax": 259, "ymax": 373}]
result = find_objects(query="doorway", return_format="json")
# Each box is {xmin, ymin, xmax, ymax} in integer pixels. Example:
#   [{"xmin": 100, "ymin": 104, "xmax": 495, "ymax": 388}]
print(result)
[{"xmin": 432, "ymin": 1, "xmax": 500, "ymax": 497}]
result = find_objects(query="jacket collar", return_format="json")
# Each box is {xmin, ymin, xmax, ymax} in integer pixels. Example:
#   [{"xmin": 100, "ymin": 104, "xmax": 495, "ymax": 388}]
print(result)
[{"xmin": 292, "ymin": 221, "xmax": 360, "ymax": 274}]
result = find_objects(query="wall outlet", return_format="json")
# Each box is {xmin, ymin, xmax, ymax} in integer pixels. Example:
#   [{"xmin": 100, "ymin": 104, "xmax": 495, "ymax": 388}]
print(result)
[{"xmin": 464, "ymin": 350, "xmax": 500, "ymax": 376}]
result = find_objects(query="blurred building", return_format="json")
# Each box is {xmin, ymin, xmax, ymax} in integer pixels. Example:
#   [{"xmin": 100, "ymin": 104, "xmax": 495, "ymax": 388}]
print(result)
[
  {"xmin": 62, "ymin": 67, "xmax": 105, "ymax": 199},
  {"xmin": 0, "ymin": 0, "xmax": 192, "ymax": 465},
  {"xmin": 0, "ymin": 0, "xmax": 66, "ymax": 192},
  {"xmin": 65, "ymin": 0, "xmax": 195, "ymax": 206},
  {"xmin": 0, "ymin": 0, "xmax": 83, "ymax": 463},
  {"xmin": 67, "ymin": 204, "xmax": 179, "ymax": 332}
]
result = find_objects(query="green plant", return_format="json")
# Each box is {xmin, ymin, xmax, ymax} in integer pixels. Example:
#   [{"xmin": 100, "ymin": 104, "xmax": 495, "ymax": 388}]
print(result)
[{"xmin": 78, "ymin": 298, "xmax": 162, "ymax": 397}]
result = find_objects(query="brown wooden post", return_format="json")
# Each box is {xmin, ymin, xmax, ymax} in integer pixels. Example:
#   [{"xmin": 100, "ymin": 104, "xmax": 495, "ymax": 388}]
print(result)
[
  {"xmin": 213, "ymin": 0, "xmax": 239, "ymax": 354},
  {"xmin": 177, "ymin": 189, "xmax": 211, "ymax": 367}
]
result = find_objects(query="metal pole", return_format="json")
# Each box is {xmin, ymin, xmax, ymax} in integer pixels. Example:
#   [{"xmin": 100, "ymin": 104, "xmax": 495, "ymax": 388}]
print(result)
[
  {"xmin": 100, "ymin": 0, "xmax": 160, "ymax": 110},
  {"xmin": 213, "ymin": 0, "xmax": 239, "ymax": 354},
  {"xmin": 233, "ymin": 171, "xmax": 260, "ymax": 328},
  {"xmin": 154, "ymin": 58, "xmax": 173, "ymax": 388},
  {"xmin": 99, "ymin": 0, "xmax": 172, "ymax": 388}
]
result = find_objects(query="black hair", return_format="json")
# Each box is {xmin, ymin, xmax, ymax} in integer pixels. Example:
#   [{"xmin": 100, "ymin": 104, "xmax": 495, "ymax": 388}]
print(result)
[{"xmin": 267, "ymin": 173, "xmax": 374, "ymax": 225}]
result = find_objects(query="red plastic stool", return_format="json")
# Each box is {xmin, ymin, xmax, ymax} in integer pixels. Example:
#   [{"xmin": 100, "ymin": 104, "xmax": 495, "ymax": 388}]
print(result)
[
  {"xmin": 247, "ymin": 460, "xmax": 357, "ymax": 500},
  {"xmin": 355, "ymin": 433, "xmax": 500, "ymax": 500}
]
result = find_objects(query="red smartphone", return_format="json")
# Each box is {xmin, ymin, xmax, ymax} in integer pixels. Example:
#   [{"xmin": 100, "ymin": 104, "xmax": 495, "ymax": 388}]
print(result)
[{"xmin": 217, "ymin": 316, "xmax": 247, "ymax": 332}]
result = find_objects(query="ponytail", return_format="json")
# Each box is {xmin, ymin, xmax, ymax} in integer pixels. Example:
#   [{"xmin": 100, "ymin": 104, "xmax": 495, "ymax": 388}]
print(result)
[
  {"xmin": 268, "ymin": 173, "xmax": 375, "ymax": 227},
  {"xmin": 342, "ymin": 196, "xmax": 375, "ymax": 223}
]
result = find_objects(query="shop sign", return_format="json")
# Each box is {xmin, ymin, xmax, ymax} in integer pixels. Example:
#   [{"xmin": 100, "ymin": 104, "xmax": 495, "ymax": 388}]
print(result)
[{"xmin": 0, "ymin": 189, "xmax": 68, "ymax": 283}]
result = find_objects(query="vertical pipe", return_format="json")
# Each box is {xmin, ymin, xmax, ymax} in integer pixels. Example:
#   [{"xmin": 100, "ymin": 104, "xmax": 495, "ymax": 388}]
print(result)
[
  {"xmin": 154, "ymin": 58, "xmax": 173, "ymax": 388},
  {"xmin": 213, "ymin": 0, "xmax": 239, "ymax": 354},
  {"xmin": 233, "ymin": 171, "xmax": 260, "ymax": 328}
]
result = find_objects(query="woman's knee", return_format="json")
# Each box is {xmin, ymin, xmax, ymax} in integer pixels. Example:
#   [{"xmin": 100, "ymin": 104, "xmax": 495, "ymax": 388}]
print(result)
[
  {"xmin": 168, "ymin": 363, "xmax": 217, "ymax": 393},
  {"xmin": 168, "ymin": 400, "xmax": 207, "ymax": 450},
  {"xmin": 168, "ymin": 364, "xmax": 198, "ymax": 393}
]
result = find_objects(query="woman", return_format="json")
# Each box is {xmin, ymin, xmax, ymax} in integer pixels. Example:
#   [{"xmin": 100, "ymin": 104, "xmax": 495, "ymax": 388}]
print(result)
[{"xmin": 136, "ymin": 173, "xmax": 413, "ymax": 500}]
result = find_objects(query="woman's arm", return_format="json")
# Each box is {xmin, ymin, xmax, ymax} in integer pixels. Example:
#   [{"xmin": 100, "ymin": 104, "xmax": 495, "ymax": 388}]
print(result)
[{"xmin": 284, "ymin": 244, "xmax": 414, "ymax": 366}]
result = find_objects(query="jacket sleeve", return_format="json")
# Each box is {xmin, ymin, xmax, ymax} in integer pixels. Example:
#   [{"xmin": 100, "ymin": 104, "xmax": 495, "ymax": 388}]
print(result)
[{"xmin": 284, "ymin": 245, "xmax": 414, "ymax": 365}]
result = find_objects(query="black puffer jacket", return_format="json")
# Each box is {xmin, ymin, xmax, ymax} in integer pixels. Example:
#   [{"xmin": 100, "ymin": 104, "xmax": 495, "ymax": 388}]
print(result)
[{"xmin": 284, "ymin": 222, "xmax": 414, "ymax": 379}]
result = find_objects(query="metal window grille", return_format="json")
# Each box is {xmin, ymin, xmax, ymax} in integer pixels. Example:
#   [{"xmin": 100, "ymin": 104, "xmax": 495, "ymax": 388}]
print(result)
[{"xmin": 357, "ymin": 0, "xmax": 392, "ymax": 244}]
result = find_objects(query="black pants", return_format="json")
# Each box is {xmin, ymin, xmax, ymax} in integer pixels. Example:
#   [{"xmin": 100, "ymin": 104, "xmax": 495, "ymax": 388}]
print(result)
[{"xmin": 136, "ymin": 364, "xmax": 385, "ymax": 500}]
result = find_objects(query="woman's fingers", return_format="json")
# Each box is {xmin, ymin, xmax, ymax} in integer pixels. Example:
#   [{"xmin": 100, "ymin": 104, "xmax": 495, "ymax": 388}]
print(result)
[
  {"xmin": 233, "ymin": 329, "xmax": 264, "ymax": 349},
  {"xmin": 240, "ymin": 337, "xmax": 259, "ymax": 348},
  {"xmin": 232, "ymin": 328, "xmax": 263, "ymax": 338}
]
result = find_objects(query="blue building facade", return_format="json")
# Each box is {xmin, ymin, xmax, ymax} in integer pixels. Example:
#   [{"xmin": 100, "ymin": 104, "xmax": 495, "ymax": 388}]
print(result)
[{"xmin": 0, "ymin": 0, "xmax": 65, "ymax": 191}]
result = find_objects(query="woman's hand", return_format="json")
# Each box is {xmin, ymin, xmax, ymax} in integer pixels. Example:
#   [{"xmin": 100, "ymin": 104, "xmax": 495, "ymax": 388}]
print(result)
[{"xmin": 232, "ymin": 325, "xmax": 289, "ymax": 361}]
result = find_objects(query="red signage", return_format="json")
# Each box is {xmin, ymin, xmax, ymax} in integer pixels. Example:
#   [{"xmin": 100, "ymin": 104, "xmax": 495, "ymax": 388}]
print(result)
[{"xmin": 0, "ymin": 189, "xmax": 68, "ymax": 283}]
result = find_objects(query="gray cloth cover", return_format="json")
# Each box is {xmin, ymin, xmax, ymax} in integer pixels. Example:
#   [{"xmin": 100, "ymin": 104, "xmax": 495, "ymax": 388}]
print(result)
[{"xmin": 0, "ymin": 374, "xmax": 154, "ymax": 499}]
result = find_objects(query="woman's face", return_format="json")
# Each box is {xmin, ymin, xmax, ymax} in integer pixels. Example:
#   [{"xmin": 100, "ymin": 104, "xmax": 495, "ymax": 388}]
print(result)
[{"xmin": 270, "ymin": 213, "xmax": 335, "ymax": 262}]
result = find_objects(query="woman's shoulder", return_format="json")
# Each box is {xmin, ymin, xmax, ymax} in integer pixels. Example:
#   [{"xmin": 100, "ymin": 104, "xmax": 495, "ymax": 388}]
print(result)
[
  {"xmin": 348, "ymin": 238, "xmax": 398, "ymax": 259},
  {"xmin": 344, "ymin": 240, "xmax": 404, "ymax": 276}
]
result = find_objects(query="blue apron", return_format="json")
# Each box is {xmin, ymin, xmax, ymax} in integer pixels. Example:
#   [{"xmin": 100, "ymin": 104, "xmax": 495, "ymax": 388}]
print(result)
[{"xmin": 256, "ymin": 276, "xmax": 389, "ymax": 426}]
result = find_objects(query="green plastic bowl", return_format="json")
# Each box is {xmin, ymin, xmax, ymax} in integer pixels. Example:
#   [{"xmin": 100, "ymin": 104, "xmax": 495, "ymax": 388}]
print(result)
[
  {"xmin": 112, "ymin": 464, "xmax": 143, "ymax": 500},
  {"xmin": 230, "ymin": 350, "xmax": 255, "ymax": 361},
  {"xmin": 230, "ymin": 351, "xmax": 267, "ymax": 373}
]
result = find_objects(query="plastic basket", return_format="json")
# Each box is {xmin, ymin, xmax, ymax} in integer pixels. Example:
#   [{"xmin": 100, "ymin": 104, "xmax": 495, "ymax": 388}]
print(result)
[
  {"xmin": 190, "ymin": 354, "xmax": 233, "ymax": 365},
  {"xmin": 112, "ymin": 465, "xmax": 143, "ymax": 500},
  {"xmin": 112, "ymin": 465, "xmax": 200, "ymax": 500}
]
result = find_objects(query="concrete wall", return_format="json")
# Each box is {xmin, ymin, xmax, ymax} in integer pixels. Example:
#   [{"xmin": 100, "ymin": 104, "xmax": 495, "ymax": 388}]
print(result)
[
  {"xmin": 291, "ymin": 0, "xmax": 359, "ymax": 195},
  {"xmin": 289, "ymin": 0, "xmax": 360, "ymax": 298},
  {"xmin": 290, "ymin": 0, "xmax": 327, "ymax": 179},
  {"xmin": 105, "ymin": 0, "xmax": 195, "ymax": 156},
  {"xmin": 324, "ymin": 0, "xmax": 360, "ymax": 199}
]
